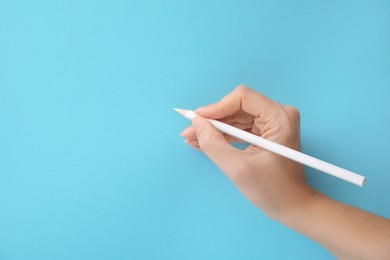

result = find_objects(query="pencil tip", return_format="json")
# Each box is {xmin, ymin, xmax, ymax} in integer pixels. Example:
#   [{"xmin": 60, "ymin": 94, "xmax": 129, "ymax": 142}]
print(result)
[{"xmin": 173, "ymin": 108, "xmax": 187, "ymax": 116}]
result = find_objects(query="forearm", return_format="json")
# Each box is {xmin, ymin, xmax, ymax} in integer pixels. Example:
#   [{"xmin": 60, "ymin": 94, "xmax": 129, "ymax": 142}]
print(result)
[{"xmin": 276, "ymin": 191, "xmax": 390, "ymax": 259}]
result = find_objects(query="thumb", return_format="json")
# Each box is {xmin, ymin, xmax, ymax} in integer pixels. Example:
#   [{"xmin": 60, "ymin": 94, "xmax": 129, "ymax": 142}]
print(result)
[{"xmin": 192, "ymin": 117, "xmax": 242, "ymax": 171}]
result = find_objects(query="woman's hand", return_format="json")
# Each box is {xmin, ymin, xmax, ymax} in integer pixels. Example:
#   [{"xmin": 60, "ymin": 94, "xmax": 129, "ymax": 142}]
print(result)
[
  {"xmin": 180, "ymin": 85, "xmax": 390, "ymax": 259},
  {"xmin": 181, "ymin": 85, "xmax": 318, "ymax": 219}
]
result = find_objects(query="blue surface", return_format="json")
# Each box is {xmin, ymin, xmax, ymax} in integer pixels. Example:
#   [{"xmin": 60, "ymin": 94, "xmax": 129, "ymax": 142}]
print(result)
[{"xmin": 1, "ymin": 0, "xmax": 389, "ymax": 259}]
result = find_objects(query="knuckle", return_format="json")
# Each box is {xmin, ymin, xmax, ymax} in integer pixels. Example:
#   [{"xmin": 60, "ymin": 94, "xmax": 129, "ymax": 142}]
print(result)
[
  {"xmin": 235, "ymin": 84, "xmax": 250, "ymax": 94},
  {"xmin": 285, "ymin": 105, "xmax": 300, "ymax": 121}
]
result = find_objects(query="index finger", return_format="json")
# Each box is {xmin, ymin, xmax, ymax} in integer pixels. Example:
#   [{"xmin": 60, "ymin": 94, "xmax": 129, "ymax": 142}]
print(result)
[{"xmin": 195, "ymin": 85, "xmax": 280, "ymax": 119}]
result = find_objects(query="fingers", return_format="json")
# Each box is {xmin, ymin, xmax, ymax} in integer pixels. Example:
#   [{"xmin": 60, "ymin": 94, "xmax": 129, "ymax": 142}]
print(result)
[
  {"xmin": 185, "ymin": 139, "xmax": 200, "ymax": 150},
  {"xmin": 195, "ymin": 85, "xmax": 280, "ymax": 119},
  {"xmin": 219, "ymin": 110, "xmax": 255, "ymax": 125},
  {"xmin": 181, "ymin": 125, "xmax": 243, "ymax": 144},
  {"xmin": 181, "ymin": 126, "xmax": 196, "ymax": 139},
  {"xmin": 191, "ymin": 117, "xmax": 243, "ymax": 172}
]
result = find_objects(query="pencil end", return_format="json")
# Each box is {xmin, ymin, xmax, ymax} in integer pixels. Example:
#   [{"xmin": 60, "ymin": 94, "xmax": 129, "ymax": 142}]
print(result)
[
  {"xmin": 173, "ymin": 108, "xmax": 187, "ymax": 116},
  {"xmin": 361, "ymin": 177, "xmax": 366, "ymax": 187}
]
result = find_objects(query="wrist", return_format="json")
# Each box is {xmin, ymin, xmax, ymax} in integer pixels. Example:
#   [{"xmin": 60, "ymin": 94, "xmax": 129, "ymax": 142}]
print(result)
[{"xmin": 267, "ymin": 186, "xmax": 324, "ymax": 224}]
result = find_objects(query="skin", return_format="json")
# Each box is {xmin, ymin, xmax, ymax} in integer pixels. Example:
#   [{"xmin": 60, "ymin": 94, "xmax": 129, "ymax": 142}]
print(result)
[{"xmin": 181, "ymin": 85, "xmax": 390, "ymax": 259}]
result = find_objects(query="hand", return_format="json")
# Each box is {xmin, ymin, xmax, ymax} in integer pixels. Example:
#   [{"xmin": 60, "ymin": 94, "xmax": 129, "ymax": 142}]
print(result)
[
  {"xmin": 181, "ymin": 85, "xmax": 390, "ymax": 258},
  {"xmin": 181, "ymin": 85, "xmax": 318, "ymax": 219}
]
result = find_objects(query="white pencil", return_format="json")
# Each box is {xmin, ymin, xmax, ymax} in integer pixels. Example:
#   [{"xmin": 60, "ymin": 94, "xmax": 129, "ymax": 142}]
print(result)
[{"xmin": 174, "ymin": 108, "xmax": 366, "ymax": 187}]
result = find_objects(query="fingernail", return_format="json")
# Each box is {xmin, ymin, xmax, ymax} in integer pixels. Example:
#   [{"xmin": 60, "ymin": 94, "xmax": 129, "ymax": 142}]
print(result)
[
  {"xmin": 184, "ymin": 139, "xmax": 189, "ymax": 143},
  {"xmin": 180, "ymin": 128, "xmax": 191, "ymax": 136}
]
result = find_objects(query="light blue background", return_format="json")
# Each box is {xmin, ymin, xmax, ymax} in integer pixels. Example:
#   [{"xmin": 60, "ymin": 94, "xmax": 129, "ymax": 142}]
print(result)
[{"xmin": 1, "ymin": 0, "xmax": 389, "ymax": 259}]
